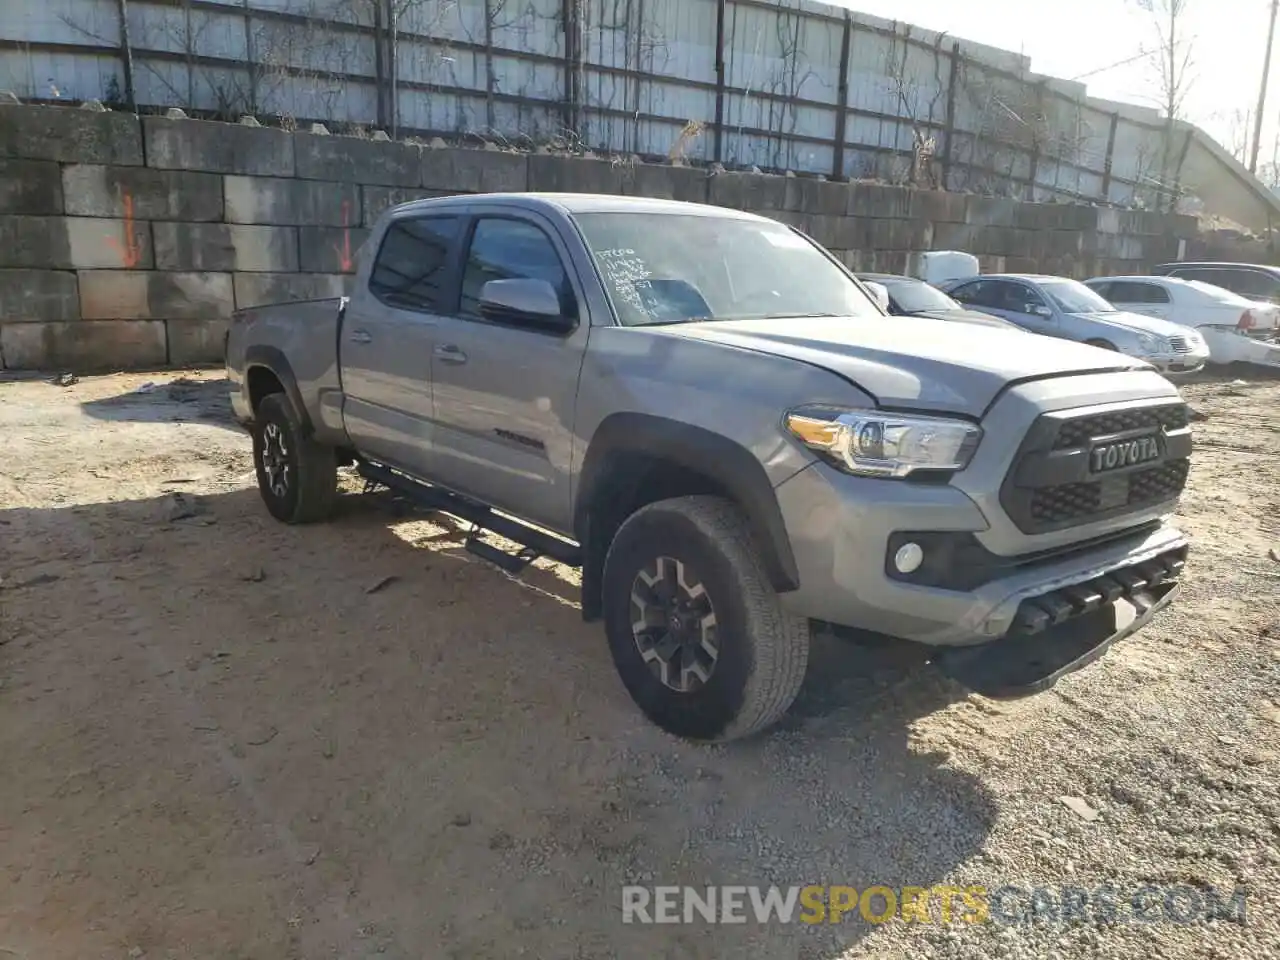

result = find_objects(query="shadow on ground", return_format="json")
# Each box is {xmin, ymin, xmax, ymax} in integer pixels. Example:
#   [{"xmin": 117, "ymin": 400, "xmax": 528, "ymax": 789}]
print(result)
[
  {"xmin": 0, "ymin": 481, "xmax": 995, "ymax": 960},
  {"xmin": 79, "ymin": 376, "xmax": 238, "ymax": 428}
]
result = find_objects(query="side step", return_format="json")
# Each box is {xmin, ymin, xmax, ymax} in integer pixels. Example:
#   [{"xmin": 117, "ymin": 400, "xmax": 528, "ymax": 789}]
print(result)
[{"xmin": 355, "ymin": 460, "xmax": 582, "ymax": 572}]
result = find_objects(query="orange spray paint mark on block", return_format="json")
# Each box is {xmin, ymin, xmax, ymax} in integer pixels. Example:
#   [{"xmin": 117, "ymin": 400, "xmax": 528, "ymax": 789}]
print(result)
[
  {"xmin": 104, "ymin": 191, "xmax": 143, "ymax": 268},
  {"xmin": 335, "ymin": 200, "xmax": 354, "ymax": 272}
]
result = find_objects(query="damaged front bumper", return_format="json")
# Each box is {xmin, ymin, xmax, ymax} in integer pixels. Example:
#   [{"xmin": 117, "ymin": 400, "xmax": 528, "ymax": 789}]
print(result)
[{"xmin": 931, "ymin": 542, "xmax": 1187, "ymax": 698}]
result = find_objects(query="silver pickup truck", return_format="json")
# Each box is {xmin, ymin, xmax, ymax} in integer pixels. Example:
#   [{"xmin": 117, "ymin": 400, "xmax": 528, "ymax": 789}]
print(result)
[{"xmin": 226, "ymin": 193, "xmax": 1192, "ymax": 742}]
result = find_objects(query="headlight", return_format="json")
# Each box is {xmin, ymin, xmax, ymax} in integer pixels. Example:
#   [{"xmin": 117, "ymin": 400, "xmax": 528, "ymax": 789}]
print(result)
[
  {"xmin": 1136, "ymin": 333, "xmax": 1161, "ymax": 353},
  {"xmin": 784, "ymin": 407, "xmax": 982, "ymax": 478}
]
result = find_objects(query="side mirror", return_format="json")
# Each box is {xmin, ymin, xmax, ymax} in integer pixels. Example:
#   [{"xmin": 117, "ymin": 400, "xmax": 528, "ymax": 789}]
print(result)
[
  {"xmin": 1029, "ymin": 304, "xmax": 1053, "ymax": 318},
  {"xmin": 864, "ymin": 281, "xmax": 891, "ymax": 312},
  {"xmin": 479, "ymin": 278, "xmax": 574, "ymax": 332}
]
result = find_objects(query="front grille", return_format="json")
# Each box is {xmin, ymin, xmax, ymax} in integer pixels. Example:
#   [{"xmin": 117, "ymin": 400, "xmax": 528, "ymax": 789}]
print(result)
[
  {"xmin": 1054, "ymin": 405, "xmax": 1189, "ymax": 450},
  {"xmin": 1169, "ymin": 336, "xmax": 1190, "ymax": 353},
  {"xmin": 1029, "ymin": 460, "xmax": 1190, "ymax": 526},
  {"xmin": 1002, "ymin": 401, "xmax": 1192, "ymax": 535}
]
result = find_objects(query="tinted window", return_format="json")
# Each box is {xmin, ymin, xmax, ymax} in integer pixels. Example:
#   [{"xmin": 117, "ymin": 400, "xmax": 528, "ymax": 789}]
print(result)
[
  {"xmin": 950, "ymin": 280, "xmax": 1000, "ymax": 308},
  {"xmin": 1176, "ymin": 267, "xmax": 1280, "ymax": 300},
  {"xmin": 1002, "ymin": 283, "xmax": 1048, "ymax": 313},
  {"xmin": 461, "ymin": 218, "xmax": 575, "ymax": 321},
  {"xmin": 369, "ymin": 216, "xmax": 460, "ymax": 312},
  {"xmin": 1089, "ymin": 281, "xmax": 1113, "ymax": 299},
  {"xmin": 1221, "ymin": 269, "xmax": 1280, "ymax": 299},
  {"xmin": 1108, "ymin": 281, "xmax": 1170, "ymax": 304}
]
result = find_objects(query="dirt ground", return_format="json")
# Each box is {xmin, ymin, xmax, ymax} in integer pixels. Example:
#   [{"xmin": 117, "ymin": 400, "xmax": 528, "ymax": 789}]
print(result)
[{"xmin": 1, "ymin": 369, "xmax": 1278, "ymax": 960}]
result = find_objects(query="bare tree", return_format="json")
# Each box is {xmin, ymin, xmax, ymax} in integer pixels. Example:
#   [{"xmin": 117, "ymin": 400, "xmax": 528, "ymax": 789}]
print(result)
[{"xmin": 1134, "ymin": 0, "xmax": 1196, "ymax": 209}]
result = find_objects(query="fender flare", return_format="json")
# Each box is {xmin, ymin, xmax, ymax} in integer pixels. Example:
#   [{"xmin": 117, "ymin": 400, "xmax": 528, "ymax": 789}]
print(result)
[
  {"xmin": 244, "ymin": 345, "xmax": 312, "ymax": 434},
  {"xmin": 574, "ymin": 412, "xmax": 800, "ymax": 594}
]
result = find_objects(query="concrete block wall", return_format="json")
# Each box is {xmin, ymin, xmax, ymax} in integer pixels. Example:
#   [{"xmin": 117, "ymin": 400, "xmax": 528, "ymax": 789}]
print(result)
[{"xmin": 0, "ymin": 102, "xmax": 1199, "ymax": 371}]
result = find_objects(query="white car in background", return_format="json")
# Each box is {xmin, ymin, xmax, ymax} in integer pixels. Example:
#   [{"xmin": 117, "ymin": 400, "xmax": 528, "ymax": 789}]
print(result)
[{"xmin": 1084, "ymin": 275, "xmax": 1280, "ymax": 369}]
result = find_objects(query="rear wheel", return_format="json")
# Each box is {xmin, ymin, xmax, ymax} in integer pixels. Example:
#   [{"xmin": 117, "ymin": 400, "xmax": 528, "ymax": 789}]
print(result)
[
  {"xmin": 601, "ymin": 496, "xmax": 810, "ymax": 742},
  {"xmin": 252, "ymin": 393, "xmax": 337, "ymax": 524}
]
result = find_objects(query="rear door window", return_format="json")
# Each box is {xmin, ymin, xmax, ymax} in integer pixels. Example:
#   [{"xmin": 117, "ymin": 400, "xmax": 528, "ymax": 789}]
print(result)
[
  {"xmin": 1109, "ymin": 281, "xmax": 1170, "ymax": 303},
  {"xmin": 1222, "ymin": 269, "xmax": 1280, "ymax": 301},
  {"xmin": 369, "ymin": 216, "xmax": 461, "ymax": 313}
]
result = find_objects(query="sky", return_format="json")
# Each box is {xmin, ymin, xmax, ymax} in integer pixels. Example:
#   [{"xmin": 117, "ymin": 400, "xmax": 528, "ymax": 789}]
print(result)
[{"xmin": 831, "ymin": 0, "xmax": 1274, "ymax": 166}]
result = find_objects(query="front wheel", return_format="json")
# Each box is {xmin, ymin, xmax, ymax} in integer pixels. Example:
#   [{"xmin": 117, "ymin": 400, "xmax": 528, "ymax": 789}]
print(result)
[
  {"xmin": 601, "ymin": 496, "xmax": 810, "ymax": 742},
  {"xmin": 251, "ymin": 393, "xmax": 337, "ymax": 524},
  {"xmin": 1086, "ymin": 338, "xmax": 1119, "ymax": 351}
]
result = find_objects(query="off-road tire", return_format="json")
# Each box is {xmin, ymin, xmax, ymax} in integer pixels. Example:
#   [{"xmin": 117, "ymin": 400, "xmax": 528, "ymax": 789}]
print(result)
[
  {"xmin": 252, "ymin": 393, "xmax": 337, "ymax": 524},
  {"xmin": 602, "ymin": 495, "xmax": 810, "ymax": 742}
]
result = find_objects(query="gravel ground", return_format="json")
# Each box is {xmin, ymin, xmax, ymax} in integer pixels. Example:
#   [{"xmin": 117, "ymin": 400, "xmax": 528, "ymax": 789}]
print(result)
[{"xmin": 0, "ymin": 370, "xmax": 1276, "ymax": 960}]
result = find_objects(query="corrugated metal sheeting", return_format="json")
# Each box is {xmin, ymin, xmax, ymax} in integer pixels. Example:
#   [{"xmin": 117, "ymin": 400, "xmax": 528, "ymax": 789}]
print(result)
[{"xmin": 0, "ymin": 0, "xmax": 1224, "ymax": 208}]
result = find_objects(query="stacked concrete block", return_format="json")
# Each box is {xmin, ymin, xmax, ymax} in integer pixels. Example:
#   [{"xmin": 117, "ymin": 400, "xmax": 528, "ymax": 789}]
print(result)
[
  {"xmin": 0, "ymin": 103, "xmax": 142, "ymax": 165},
  {"xmin": 152, "ymin": 223, "xmax": 299, "ymax": 273},
  {"xmin": 426, "ymin": 147, "xmax": 528, "ymax": 193},
  {"xmin": 1, "ymin": 320, "xmax": 167, "ymax": 370},
  {"xmin": 527, "ymin": 154, "xmax": 622, "ymax": 195},
  {"xmin": 0, "ymin": 159, "xmax": 64, "ymax": 214},
  {"xmin": 0, "ymin": 102, "xmax": 1206, "ymax": 370},
  {"xmin": 622, "ymin": 163, "xmax": 709, "ymax": 203},
  {"xmin": 298, "ymin": 226, "xmax": 370, "ymax": 274},
  {"xmin": 295, "ymin": 132, "xmax": 421, "ymax": 187},
  {"xmin": 144, "ymin": 116, "xmax": 295, "ymax": 177},
  {"xmin": 233, "ymin": 273, "xmax": 348, "ymax": 310},
  {"xmin": 361, "ymin": 186, "xmax": 451, "ymax": 226}
]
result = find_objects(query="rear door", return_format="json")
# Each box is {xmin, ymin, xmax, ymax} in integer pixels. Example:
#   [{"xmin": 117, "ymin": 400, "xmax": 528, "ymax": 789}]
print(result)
[
  {"xmin": 425, "ymin": 208, "xmax": 592, "ymax": 534},
  {"xmin": 1108, "ymin": 280, "xmax": 1172, "ymax": 319},
  {"xmin": 341, "ymin": 212, "xmax": 463, "ymax": 476}
]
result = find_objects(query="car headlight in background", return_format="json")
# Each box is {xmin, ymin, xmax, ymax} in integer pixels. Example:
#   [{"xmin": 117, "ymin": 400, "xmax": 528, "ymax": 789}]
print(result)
[
  {"xmin": 1136, "ymin": 333, "xmax": 1161, "ymax": 353},
  {"xmin": 785, "ymin": 407, "xmax": 982, "ymax": 478}
]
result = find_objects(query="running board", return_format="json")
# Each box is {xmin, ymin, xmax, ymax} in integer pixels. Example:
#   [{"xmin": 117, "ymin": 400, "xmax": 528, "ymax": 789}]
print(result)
[{"xmin": 355, "ymin": 461, "xmax": 582, "ymax": 570}]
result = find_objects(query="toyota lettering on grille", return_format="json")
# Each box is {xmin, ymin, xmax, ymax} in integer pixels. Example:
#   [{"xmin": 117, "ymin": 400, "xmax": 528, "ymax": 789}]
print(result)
[{"xmin": 1090, "ymin": 434, "xmax": 1162, "ymax": 473}]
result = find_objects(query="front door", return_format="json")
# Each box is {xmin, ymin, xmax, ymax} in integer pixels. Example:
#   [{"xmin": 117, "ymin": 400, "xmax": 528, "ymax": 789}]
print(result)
[
  {"xmin": 340, "ymin": 213, "xmax": 463, "ymax": 477},
  {"xmin": 425, "ymin": 210, "xmax": 591, "ymax": 535},
  {"xmin": 996, "ymin": 281, "xmax": 1061, "ymax": 335}
]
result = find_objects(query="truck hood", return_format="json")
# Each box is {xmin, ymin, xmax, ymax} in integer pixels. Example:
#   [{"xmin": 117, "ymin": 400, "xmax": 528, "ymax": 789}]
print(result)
[
  {"xmin": 1069, "ymin": 310, "xmax": 1193, "ymax": 338},
  {"xmin": 654, "ymin": 315, "xmax": 1143, "ymax": 416}
]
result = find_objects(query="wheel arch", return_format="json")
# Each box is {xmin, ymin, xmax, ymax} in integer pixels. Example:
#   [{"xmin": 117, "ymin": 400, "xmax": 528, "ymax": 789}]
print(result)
[
  {"xmin": 574, "ymin": 413, "xmax": 800, "ymax": 621},
  {"xmin": 244, "ymin": 345, "xmax": 312, "ymax": 434}
]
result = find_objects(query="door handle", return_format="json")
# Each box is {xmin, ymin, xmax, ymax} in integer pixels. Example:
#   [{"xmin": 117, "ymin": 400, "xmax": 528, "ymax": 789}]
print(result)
[
  {"xmin": 350, "ymin": 329, "xmax": 372, "ymax": 345},
  {"xmin": 434, "ymin": 344, "xmax": 467, "ymax": 364}
]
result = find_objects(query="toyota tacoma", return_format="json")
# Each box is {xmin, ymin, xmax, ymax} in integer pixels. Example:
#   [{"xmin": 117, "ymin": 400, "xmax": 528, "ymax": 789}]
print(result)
[{"xmin": 226, "ymin": 193, "xmax": 1192, "ymax": 742}]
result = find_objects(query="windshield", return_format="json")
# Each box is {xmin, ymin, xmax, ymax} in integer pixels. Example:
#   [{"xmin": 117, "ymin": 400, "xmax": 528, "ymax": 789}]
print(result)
[
  {"xmin": 573, "ymin": 212, "xmax": 881, "ymax": 326},
  {"xmin": 878, "ymin": 279, "xmax": 959, "ymax": 313},
  {"xmin": 1039, "ymin": 278, "xmax": 1117, "ymax": 314}
]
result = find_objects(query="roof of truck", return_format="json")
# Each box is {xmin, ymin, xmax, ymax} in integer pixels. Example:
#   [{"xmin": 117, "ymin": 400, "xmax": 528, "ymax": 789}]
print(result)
[{"xmin": 391, "ymin": 192, "xmax": 769, "ymax": 221}]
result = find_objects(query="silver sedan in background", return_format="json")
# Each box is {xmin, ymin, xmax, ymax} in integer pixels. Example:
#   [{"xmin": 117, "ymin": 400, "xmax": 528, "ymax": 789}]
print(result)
[{"xmin": 939, "ymin": 273, "xmax": 1210, "ymax": 375}]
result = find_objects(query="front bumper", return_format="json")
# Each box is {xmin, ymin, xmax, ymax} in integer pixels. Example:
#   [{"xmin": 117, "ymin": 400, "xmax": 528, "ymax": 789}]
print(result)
[
  {"xmin": 775, "ymin": 461, "xmax": 1188, "ymax": 651},
  {"xmin": 1135, "ymin": 348, "xmax": 1210, "ymax": 374},
  {"xmin": 931, "ymin": 571, "xmax": 1180, "ymax": 698}
]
